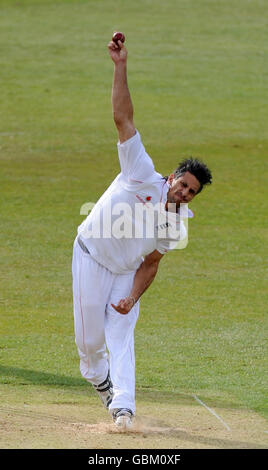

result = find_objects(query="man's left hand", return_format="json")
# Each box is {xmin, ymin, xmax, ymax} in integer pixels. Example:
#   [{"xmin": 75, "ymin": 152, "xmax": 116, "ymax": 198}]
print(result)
[{"xmin": 111, "ymin": 296, "xmax": 135, "ymax": 315}]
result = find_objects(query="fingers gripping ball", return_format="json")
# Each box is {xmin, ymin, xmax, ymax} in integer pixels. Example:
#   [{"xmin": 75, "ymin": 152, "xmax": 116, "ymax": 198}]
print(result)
[{"xmin": 112, "ymin": 32, "xmax": 125, "ymax": 44}]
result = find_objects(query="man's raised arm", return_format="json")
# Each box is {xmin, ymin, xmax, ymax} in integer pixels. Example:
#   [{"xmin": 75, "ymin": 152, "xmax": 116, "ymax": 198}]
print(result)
[{"xmin": 107, "ymin": 38, "xmax": 136, "ymax": 143}]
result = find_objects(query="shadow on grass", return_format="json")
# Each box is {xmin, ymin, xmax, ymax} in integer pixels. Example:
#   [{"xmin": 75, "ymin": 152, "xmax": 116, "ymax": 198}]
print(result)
[
  {"xmin": 0, "ymin": 364, "xmax": 246, "ymax": 413},
  {"xmin": 0, "ymin": 364, "xmax": 86, "ymax": 388}
]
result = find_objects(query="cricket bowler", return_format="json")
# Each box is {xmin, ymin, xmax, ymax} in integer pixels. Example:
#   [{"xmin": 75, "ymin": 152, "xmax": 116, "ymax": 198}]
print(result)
[{"xmin": 72, "ymin": 36, "xmax": 212, "ymax": 430}]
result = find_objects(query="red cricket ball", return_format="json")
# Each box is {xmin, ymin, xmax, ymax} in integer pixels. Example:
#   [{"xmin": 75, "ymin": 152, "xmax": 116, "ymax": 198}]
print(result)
[{"xmin": 112, "ymin": 32, "xmax": 125, "ymax": 44}]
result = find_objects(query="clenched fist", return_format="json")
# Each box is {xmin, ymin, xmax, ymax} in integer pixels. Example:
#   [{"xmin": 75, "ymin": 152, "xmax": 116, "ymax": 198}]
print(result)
[{"xmin": 107, "ymin": 39, "xmax": 128, "ymax": 64}]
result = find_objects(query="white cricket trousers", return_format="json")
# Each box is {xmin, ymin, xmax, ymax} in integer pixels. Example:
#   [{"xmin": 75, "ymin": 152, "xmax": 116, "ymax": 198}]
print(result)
[{"xmin": 72, "ymin": 236, "xmax": 140, "ymax": 413}]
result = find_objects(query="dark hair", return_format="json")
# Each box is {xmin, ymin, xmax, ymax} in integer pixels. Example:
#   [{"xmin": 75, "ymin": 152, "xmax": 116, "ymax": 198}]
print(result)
[{"xmin": 174, "ymin": 157, "xmax": 212, "ymax": 194}]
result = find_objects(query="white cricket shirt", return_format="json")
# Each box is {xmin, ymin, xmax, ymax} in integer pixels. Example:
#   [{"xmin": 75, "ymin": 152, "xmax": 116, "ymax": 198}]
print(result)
[{"xmin": 77, "ymin": 130, "xmax": 187, "ymax": 274}]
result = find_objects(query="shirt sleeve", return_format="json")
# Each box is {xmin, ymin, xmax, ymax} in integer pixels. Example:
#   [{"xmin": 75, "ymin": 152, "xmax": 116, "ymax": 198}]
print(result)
[
  {"xmin": 156, "ymin": 220, "xmax": 188, "ymax": 254},
  {"xmin": 156, "ymin": 239, "xmax": 179, "ymax": 255},
  {"xmin": 117, "ymin": 130, "xmax": 155, "ymax": 184}
]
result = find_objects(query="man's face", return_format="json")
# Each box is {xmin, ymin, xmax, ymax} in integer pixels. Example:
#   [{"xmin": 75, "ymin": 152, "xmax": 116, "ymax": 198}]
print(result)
[{"xmin": 166, "ymin": 171, "xmax": 201, "ymax": 210}]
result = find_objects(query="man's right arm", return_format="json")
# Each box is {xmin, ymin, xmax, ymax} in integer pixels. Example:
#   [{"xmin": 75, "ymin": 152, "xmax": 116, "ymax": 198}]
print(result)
[{"xmin": 108, "ymin": 39, "xmax": 136, "ymax": 143}]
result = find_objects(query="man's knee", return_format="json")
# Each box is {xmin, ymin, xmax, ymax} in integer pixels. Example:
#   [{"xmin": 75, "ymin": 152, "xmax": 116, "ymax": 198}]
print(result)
[{"xmin": 75, "ymin": 335, "xmax": 105, "ymax": 357}]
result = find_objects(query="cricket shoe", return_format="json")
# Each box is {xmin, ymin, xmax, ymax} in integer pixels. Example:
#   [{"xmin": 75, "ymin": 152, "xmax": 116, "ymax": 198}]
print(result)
[
  {"xmin": 112, "ymin": 408, "xmax": 134, "ymax": 430},
  {"xmin": 93, "ymin": 371, "xmax": 113, "ymax": 409}
]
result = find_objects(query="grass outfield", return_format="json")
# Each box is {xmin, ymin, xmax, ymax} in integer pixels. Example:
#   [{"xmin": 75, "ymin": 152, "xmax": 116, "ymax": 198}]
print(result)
[{"xmin": 0, "ymin": 0, "xmax": 267, "ymax": 448}]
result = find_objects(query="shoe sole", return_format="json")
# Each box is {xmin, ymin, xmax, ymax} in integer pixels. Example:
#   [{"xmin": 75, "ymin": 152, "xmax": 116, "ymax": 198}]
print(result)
[{"xmin": 115, "ymin": 415, "xmax": 133, "ymax": 430}]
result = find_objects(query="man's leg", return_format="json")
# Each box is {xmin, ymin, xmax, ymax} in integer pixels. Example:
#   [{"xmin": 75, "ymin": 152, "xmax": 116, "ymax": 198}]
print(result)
[
  {"xmin": 72, "ymin": 237, "xmax": 115, "ymax": 386},
  {"xmin": 105, "ymin": 271, "xmax": 140, "ymax": 414}
]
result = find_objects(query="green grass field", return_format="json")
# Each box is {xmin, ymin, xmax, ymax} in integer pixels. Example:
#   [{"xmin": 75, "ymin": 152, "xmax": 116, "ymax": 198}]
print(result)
[{"xmin": 0, "ymin": 0, "xmax": 267, "ymax": 448}]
